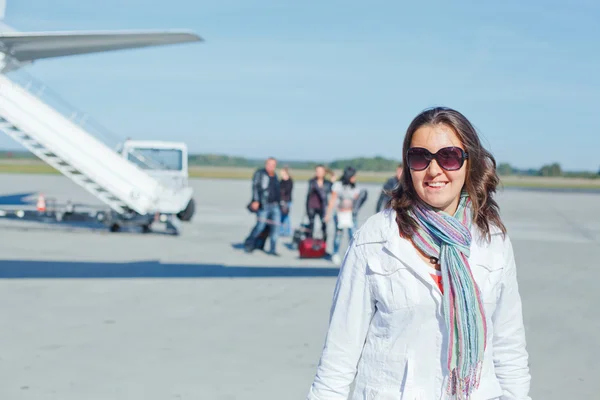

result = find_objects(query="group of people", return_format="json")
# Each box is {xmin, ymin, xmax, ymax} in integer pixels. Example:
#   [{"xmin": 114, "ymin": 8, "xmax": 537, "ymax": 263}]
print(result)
[{"xmin": 243, "ymin": 159, "xmax": 370, "ymax": 262}]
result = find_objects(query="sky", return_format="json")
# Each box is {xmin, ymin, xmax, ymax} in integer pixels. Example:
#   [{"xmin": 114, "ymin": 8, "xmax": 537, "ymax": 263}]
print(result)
[{"xmin": 0, "ymin": 0, "xmax": 598, "ymax": 171}]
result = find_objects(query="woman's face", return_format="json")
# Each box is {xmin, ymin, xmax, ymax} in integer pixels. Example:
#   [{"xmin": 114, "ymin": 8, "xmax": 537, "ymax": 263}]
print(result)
[
  {"xmin": 409, "ymin": 123, "xmax": 467, "ymax": 215},
  {"xmin": 315, "ymin": 166, "xmax": 325, "ymax": 179}
]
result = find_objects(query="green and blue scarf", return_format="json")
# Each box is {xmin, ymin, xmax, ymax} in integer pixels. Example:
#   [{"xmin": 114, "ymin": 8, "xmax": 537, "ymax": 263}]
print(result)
[{"xmin": 409, "ymin": 193, "xmax": 487, "ymax": 399}]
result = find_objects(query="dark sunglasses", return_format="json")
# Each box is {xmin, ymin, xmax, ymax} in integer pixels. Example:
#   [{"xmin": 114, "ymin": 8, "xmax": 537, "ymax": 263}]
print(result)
[{"xmin": 406, "ymin": 146, "xmax": 468, "ymax": 171}]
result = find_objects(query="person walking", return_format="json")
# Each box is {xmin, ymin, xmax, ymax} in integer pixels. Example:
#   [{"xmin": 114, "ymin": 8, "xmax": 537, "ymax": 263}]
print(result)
[
  {"xmin": 243, "ymin": 157, "xmax": 281, "ymax": 256},
  {"xmin": 307, "ymin": 107, "xmax": 531, "ymax": 399}
]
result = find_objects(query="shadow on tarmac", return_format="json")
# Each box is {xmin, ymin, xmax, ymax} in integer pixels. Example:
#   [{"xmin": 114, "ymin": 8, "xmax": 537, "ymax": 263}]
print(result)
[
  {"xmin": 0, "ymin": 192, "xmax": 36, "ymax": 205},
  {"xmin": 0, "ymin": 259, "xmax": 340, "ymax": 279}
]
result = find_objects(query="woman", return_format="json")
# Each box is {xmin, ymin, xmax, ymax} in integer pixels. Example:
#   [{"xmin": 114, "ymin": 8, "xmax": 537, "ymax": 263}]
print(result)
[
  {"xmin": 306, "ymin": 164, "xmax": 333, "ymax": 242},
  {"xmin": 307, "ymin": 107, "xmax": 531, "ymax": 399},
  {"xmin": 279, "ymin": 166, "xmax": 293, "ymax": 236},
  {"xmin": 324, "ymin": 166, "xmax": 361, "ymax": 265}
]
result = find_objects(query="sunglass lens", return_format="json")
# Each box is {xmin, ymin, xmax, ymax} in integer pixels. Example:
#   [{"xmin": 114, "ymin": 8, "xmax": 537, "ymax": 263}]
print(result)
[
  {"xmin": 437, "ymin": 147, "xmax": 463, "ymax": 170},
  {"xmin": 407, "ymin": 149, "xmax": 430, "ymax": 170}
]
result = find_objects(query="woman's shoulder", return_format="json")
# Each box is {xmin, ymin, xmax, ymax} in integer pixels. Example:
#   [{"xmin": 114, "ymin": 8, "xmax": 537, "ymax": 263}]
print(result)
[
  {"xmin": 472, "ymin": 223, "xmax": 514, "ymax": 263},
  {"xmin": 353, "ymin": 209, "xmax": 397, "ymax": 246},
  {"xmin": 478, "ymin": 222, "xmax": 508, "ymax": 239}
]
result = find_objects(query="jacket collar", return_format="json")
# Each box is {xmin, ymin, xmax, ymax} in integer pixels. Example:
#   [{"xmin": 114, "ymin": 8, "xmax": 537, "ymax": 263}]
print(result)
[{"xmin": 356, "ymin": 209, "xmax": 502, "ymax": 277}]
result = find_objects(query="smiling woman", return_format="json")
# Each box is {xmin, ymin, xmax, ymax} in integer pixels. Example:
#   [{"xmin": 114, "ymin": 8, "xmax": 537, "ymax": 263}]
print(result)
[{"xmin": 306, "ymin": 107, "xmax": 531, "ymax": 400}]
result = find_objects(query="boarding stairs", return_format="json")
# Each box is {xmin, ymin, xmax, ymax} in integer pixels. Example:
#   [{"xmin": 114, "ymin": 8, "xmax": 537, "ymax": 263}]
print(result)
[
  {"xmin": 0, "ymin": 72, "xmax": 192, "ymax": 223},
  {"xmin": 0, "ymin": 115, "xmax": 131, "ymax": 214}
]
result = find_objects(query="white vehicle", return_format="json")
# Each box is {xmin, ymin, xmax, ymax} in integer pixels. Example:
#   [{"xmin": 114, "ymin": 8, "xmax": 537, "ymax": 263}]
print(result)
[
  {"xmin": 119, "ymin": 140, "xmax": 195, "ymax": 221},
  {"xmin": 0, "ymin": 1, "xmax": 201, "ymax": 234}
]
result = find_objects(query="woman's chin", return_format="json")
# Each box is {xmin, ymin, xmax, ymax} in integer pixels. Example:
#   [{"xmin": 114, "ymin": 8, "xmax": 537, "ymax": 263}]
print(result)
[{"xmin": 418, "ymin": 192, "xmax": 458, "ymax": 213}]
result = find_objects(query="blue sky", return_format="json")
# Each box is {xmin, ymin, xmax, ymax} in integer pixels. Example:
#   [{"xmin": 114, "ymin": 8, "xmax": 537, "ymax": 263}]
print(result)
[{"xmin": 0, "ymin": 0, "xmax": 598, "ymax": 171}]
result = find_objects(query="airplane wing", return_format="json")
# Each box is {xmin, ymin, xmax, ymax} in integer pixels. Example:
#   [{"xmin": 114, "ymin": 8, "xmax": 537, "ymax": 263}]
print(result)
[{"xmin": 0, "ymin": 30, "xmax": 203, "ymax": 63}]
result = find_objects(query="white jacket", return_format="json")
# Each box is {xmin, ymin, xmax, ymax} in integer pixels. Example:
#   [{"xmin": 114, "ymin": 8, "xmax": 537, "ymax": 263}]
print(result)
[{"xmin": 307, "ymin": 209, "xmax": 531, "ymax": 400}]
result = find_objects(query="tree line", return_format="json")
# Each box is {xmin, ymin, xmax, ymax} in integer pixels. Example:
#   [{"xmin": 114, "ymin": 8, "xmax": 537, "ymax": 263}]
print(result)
[
  {"xmin": 498, "ymin": 162, "xmax": 599, "ymax": 179},
  {"xmin": 191, "ymin": 154, "xmax": 599, "ymax": 178},
  {"xmin": 188, "ymin": 154, "xmax": 403, "ymax": 172},
  {"xmin": 1, "ymin": 150, "xmax": 598, "ymax": 178}
]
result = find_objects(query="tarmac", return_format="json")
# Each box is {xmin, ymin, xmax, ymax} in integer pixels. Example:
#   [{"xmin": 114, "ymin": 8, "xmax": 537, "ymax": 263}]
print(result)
[{"xmin": 0, "ymin": 174, "xmax": 598, "ymax": 399}]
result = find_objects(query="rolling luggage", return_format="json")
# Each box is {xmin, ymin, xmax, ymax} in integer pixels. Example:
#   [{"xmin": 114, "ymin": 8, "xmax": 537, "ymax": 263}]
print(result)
[
  {"xmin": 298, "ymin": 237, "xmax": 327, "ymax": 258},
  {"xmin": 291, "ymin": 213, "xmax": 327, "ymax": 259},
  {"xmin": 244, "ymin": 224, "xmax": 270, "ymax": 252},
  {"xmin": 254, "ymin": 225, "xmax": 270, "ymax": 250}
]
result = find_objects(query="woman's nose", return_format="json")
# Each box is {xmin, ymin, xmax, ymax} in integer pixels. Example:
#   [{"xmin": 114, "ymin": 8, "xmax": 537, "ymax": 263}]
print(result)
[{"xmin": 427, "ymin": 159, "xmax": 443, "ymax": 176}]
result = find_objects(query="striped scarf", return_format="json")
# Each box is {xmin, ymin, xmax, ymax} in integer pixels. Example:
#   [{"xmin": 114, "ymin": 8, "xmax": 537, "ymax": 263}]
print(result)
[{"xmin": 409, "ymin": 192, "xmax": 486, "ymax": 399}]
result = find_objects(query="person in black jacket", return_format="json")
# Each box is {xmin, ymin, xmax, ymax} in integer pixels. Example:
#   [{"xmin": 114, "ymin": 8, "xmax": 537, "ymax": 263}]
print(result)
[
  {"xmin": 244, "ymin": 157, "xmax": 281, "ymax": 255},
  {"xmin": 305, "ymin": 164, "xmax": 333, "ymax": 242},
  {"xmin": 376, "ymin": 164, "xmax": 403, "ymax": 213},
  {"xmin": 279, "ymin": 166, "xmax": 294, "ymax": 237}
]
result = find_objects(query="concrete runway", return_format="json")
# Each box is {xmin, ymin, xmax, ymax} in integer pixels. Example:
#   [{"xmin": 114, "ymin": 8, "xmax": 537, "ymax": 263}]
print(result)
[{"xmin": 0, "ymin": 174, "xmax": 598, "ymax": 399}]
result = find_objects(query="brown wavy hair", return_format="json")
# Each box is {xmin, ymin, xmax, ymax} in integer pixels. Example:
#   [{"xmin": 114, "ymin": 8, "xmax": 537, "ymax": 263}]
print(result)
[{"xmin": 389, "ymin": 107, "xmax": 506, "ymax": 242}]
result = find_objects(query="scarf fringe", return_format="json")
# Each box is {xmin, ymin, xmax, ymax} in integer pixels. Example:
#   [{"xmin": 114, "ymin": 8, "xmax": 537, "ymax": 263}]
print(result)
[{"xmin": 446, "ymin": 361, "xmax": 484, "ymax": 399}]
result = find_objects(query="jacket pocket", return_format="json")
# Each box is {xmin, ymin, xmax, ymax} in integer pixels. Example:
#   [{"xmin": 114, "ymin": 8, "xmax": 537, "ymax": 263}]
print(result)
[
  {"xmin": 471, "ymin": 375, "xmax": 503, "ymax": 400},
  {"xmin": 360, "ymin": 356, "xmax": 413, "ymax": 399},
  {"xmin": 365, "ymin": 387, "xmax": 402, "ymax": 399},
  {"xmin": 367, "ymin": 254, "xmax": 420, "ymax": 312},
  {"xmin": 471, "ymin": 253, "xmax": 504, "ymax": 304}
]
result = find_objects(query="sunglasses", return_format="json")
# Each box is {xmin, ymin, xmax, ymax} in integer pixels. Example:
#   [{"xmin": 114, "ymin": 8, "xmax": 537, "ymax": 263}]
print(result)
[{"xmin": 406, "ymin": 146, "xmax": 468, "ymax": 171}]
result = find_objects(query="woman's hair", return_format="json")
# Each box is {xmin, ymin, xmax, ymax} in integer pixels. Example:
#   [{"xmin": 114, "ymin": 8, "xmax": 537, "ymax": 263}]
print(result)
[
  {"xmin": 390, "ymin": 107, "xmax": 506, "ymax": 241},
  {"xmin": 340, "ymin": 166, "xmax": 357, "ymax": 187}
]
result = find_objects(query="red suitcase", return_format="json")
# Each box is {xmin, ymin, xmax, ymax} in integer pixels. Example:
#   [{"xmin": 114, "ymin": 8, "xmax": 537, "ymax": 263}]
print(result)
[{"xmin": 298, "ymin": 238, "xmax": 327, "ymax": 258}]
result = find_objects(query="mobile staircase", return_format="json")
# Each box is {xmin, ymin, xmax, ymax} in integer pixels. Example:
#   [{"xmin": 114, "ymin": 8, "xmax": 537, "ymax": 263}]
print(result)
[{"xmin": 0, "ymin": 72, "xmax": 193, "ymax": 235}]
